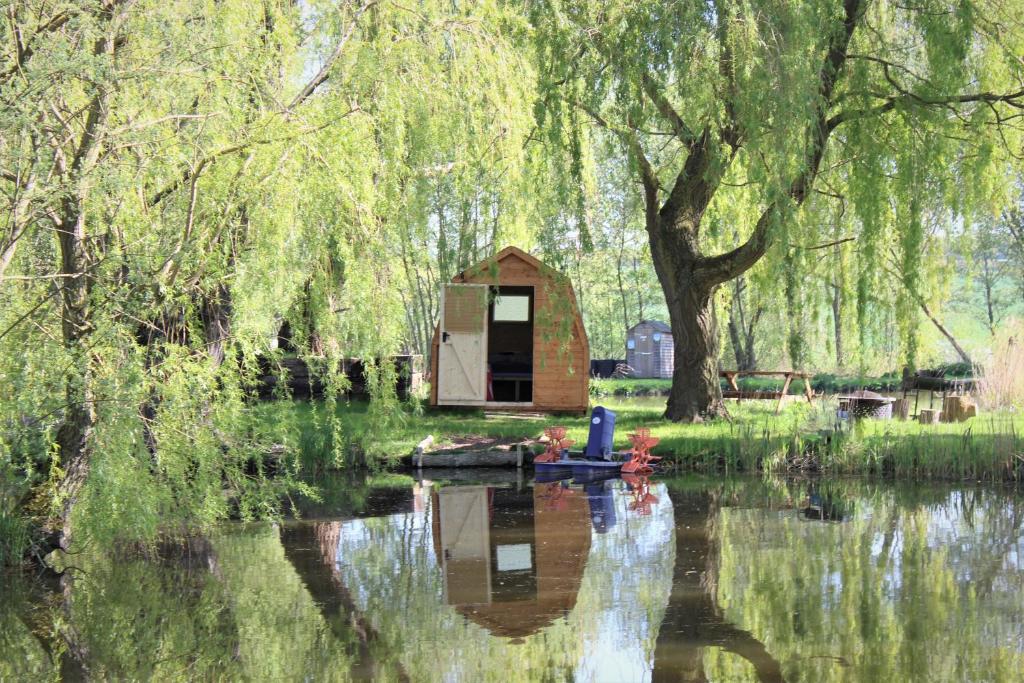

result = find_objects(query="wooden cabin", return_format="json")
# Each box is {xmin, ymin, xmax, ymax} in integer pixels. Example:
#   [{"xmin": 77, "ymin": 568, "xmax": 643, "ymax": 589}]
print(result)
[
  {"xmin": 429, "ymin": 246, "xmax": 589, "ymax": 413},
  {"xmin": 625, "ymin": 320, "xmax": 674, "ymax": 379}
]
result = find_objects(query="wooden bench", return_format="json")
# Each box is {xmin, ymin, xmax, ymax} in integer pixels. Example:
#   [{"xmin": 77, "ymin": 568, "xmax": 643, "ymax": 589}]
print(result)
[{"xmin": 720, "ymin": 370, "xmax": 814, "ymax": 415}]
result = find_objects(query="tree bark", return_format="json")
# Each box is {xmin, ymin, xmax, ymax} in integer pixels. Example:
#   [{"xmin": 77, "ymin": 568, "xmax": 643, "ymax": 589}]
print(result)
[
  {"xmin": 55, "ymin": 211, "xmax": 97, "ymax": 551},
  {"xmin": 200, "ymin": 282, "xmax": 232, "ymax": 366},
  {"xmin": 664, "ymin": 282, "xmax": 724, "ymax": 421}
]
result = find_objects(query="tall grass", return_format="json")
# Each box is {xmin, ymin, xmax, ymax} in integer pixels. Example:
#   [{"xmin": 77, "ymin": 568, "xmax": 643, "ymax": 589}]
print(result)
[
  {"xmin": 978, "ymin": 319, "xmax": 1024, "ymax": 410},
  {"xmin": 796, "ymin": 413, "xmax": 1024, "ymax": 481}
]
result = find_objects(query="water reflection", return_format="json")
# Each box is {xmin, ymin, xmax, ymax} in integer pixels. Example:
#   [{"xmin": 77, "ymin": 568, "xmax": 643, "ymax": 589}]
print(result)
[
  {"xmin": 323, "ymin": 474, "xmax": 675, "ymax": 681},
  {"xmin": 2, "ymin": 476, "xmax": 1022, "ymax": 682}
]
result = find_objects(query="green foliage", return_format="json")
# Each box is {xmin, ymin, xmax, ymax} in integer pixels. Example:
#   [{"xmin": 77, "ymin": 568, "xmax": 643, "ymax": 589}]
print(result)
[
  {"xmin": 0, "ymin": 0, "xmax": 539, "ymax": 548},
  {"xmin": 0, "ymin": 508, "xmax": 29, "ymax": 567},
  {"xmin": 525, "ymin": 0, "xmax": 1024, "ymax": 385}
]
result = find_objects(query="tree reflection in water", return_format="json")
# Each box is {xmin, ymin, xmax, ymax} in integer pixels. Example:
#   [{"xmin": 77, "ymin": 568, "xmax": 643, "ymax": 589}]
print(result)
[{"xmin": 1, "ymin": 476, "xmax": 1021, "ymax": 682}]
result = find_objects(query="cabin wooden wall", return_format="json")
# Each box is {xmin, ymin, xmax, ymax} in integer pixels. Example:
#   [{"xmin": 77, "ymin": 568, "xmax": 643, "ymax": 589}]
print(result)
[{"xmin": 430, "ymin": 250, "xmax": 589, "ymax": 413}]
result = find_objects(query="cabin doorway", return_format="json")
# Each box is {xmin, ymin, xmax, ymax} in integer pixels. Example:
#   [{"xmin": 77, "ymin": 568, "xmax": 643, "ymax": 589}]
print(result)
[{"xmin": 486, "ymin": 286, "xmax": 533, "ymax": 403}]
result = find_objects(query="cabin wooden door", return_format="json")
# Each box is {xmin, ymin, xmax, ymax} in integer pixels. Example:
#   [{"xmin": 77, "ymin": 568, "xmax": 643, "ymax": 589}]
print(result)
[{"xmin": 438, "ymin": 284, "xmax": 488, "ymax": 404}]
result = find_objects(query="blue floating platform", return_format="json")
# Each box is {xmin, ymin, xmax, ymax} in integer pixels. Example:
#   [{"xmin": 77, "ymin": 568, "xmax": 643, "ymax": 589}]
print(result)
[
  {"xmin": 534, "ymin": 458, "xmax": 623, "ymax": 469},
  {"xmin": 534, "ymin": 451, "xmax": 628, "ymax": 470}
]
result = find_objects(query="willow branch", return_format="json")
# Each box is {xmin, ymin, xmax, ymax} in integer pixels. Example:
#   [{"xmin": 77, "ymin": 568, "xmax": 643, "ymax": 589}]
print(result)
[
  {"xmin": 287, "ymin": 0, "xmax": 377, "ymax": 110},
  {"xmin": 697, "ymin": 0, "xmax": 864, "ymax": 285}
]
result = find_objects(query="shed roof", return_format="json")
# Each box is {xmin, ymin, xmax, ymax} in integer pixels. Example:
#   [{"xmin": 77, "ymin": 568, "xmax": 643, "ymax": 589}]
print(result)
[
  {"xmin": 630, "ymin": 319, "xmax": 672, "ymax": 334},
  {"xmin": 457, "ymin": 245, "xmax": 562, "ymax": 282}
]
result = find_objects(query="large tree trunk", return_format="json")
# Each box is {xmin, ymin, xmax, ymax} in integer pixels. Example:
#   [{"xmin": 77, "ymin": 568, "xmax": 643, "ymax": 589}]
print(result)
[
  {"xmin": 664, "ymin": 284, "xmax": 725, "ymax": 421},
  {"xmin": 56, "ymin": 215, "xmax": 97, "ymax": 552},
  {"xmin": 649, "ymin": 203, "xmax": 726, "ymax": 420},
  {"xmin": 643, "ymin": 136, "xmax": 732, "ymax": 422},
  {"xmin": 586, "ymin": 0, "xmax": 861, "ymax": 420},
  {"xmin": 55, "ymin": 382, "xmax": 96, "ymax": 553}
]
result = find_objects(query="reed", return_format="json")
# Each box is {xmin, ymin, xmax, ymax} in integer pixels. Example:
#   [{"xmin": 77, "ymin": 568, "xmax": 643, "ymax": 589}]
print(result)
[{"xmin": 977, "ymin": 319, "xmax": 1024, "ymax": 411}]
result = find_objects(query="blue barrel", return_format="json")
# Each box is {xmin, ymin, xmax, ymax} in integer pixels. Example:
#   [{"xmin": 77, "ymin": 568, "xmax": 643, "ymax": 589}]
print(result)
[{"xmin": 584, "ymin": 406, "xmax": 616, "ymax": 460}]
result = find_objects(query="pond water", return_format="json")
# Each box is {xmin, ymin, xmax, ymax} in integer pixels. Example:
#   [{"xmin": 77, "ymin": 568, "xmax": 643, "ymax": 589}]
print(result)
[{"xmin": 3, "ymin": 472, "xmax": 1023, "ymax": 681}]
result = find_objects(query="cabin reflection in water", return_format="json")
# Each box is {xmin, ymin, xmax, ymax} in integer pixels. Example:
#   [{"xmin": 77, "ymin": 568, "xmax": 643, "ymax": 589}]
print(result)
[
  {"xmin": 298, "ymin": 477, "xmax": 789, "ymax": 681},
  {"xmin": 430, "ymin": 480, "xmax": 611, "ymax": 638}
]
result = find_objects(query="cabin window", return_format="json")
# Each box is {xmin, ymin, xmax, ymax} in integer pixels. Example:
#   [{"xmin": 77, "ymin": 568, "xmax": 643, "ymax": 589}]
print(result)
[
  {"xmin": 496, "ymin": 544, "xmax": 532, "ymax": 571},
  {"xmin": 492, "ymin": 294, "xmax": 530, "ymax": 322}
]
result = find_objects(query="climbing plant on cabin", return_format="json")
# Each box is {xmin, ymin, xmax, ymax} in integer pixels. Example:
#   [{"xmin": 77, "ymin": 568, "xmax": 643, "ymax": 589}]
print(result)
[{"xmin": 526, "ymin": 0, "xmax": 1024, "ymax": 420}]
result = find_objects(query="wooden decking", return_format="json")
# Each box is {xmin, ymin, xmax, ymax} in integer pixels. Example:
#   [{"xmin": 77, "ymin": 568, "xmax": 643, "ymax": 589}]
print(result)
[{"xmin": 720, "ymin": 370, "xmax": 814, "ymax": 414}]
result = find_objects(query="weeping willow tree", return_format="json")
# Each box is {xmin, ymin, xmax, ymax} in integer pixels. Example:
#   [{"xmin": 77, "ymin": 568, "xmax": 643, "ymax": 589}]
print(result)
[
  {"xmin": 0, "ymin": 0, "xmax": 534, "ymax": 555},
  {"xmin": 527, "ymin": 0, "xmax": 1024, "ymax": 420}
]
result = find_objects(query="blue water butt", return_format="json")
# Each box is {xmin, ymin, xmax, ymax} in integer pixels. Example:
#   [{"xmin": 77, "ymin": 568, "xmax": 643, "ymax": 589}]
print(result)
[{"xmin": 584, "ymin": 406, "xmax": 616, "ymax": 460}]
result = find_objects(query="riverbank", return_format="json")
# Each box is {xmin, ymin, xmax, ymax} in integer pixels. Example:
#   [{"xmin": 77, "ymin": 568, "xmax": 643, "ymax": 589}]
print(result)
[{"xmin": 259, "ymin": 398, "xmax": 1024, "ymax": 481}]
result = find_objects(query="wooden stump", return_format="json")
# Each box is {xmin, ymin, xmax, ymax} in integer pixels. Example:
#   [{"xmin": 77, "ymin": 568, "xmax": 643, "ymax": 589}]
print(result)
[
  {"xmin": 893, "ymin": 398, "xmax": 910, "ymax": 420},
  {"xmin": 919, "ymin": 409, "xmax": 941, "ymax": 425},
  {"xmin": 941, "ymin": 395, "xmax": 978, "ymax": 422}
]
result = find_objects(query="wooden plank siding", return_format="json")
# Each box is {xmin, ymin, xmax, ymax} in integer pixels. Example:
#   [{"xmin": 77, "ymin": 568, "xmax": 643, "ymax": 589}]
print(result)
[{"xmin": 429, "ymin": 247, "xmax": 590, "ymax": 413}]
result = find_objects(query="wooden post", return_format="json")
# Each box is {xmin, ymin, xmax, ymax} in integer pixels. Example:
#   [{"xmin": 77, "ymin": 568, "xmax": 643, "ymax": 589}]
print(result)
[
  {"xmin": 802, "ymin": 373, "xmax": 814, "ymax": 405},
  {"xmin": 516, "ymin": 444, "xmax": 523, "ymax": 469},
  {"xmin": 415, "ymin": 435, "xmax": 433, "ymax": 469},
  {"xmin": 918, "ymin": 409, "xmax": 941, "ymax": 425}
]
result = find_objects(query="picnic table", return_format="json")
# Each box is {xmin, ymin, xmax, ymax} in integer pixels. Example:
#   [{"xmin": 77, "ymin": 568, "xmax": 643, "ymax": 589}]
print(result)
[{"xmin": 719, "ymin": 370, "xmax": 814, "ymax": 415}]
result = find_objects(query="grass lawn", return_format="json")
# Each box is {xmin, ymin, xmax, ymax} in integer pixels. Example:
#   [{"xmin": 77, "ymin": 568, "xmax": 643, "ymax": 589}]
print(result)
[
  {"xmin": 254, "ymin": 396, "xmax": 1024, "ymax": 481},
  {"xmin": 590, "ymin": 373, "xmax": 908, "ymax": 397}
]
